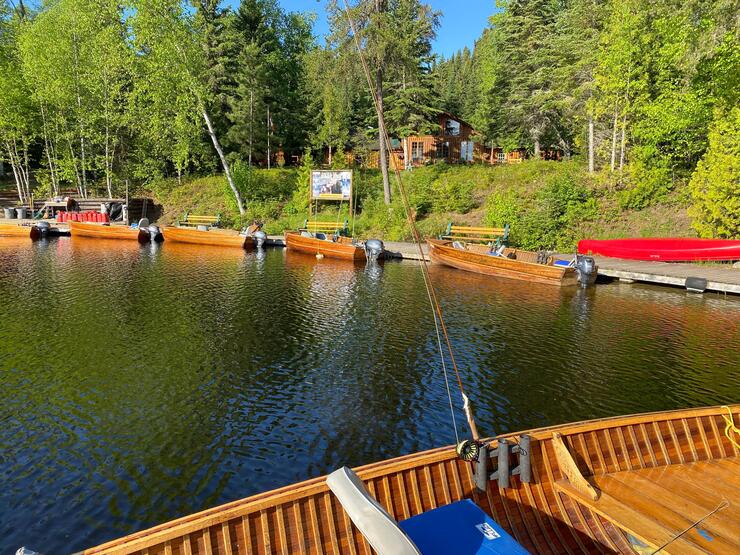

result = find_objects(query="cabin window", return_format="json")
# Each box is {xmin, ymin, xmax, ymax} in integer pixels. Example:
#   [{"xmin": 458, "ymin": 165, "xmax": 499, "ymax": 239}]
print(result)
[
  {"xmin": 444, "ymin": 119, "xmax": 461, "ymax": 136},
  {"xmin": 411, "ymin": 141, "xmax": 424, "ymax": 162},
  {"xmin": 460, "ymin": 141, "xmax": 474, "ymax": 162},
  {"xmin": 436, "ymin": 141, "xmax": 450, "ymax": 159},
  {"xmin": 497, "ymin": 151, "xmax": 506, "ymax": 163}
]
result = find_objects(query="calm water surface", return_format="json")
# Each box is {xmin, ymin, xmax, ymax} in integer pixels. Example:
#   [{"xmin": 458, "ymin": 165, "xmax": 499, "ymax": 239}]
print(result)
[{"xmin": 0, "ymin": 237, "xmax": 738, "ymax": 553}]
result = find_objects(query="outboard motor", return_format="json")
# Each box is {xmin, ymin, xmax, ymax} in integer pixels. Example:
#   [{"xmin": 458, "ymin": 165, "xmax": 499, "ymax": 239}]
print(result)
[
  {"xmin": 253, "ymin": 229, "xmax": 267, "ymax": 249},
  {"xmin": 136, "ymin": 218, "xmax": 152, "ymax": 244},
  {"xmin": 30, "ymin": 221, "xmax": 51, "ymax": 241},
  {"xmin": 148, "ymin": 224, "xmax": 164, "ymax": 243},
  {"xmin": 575, "ymin": 253, "xmax": 598, "ymax": 287},
  {"xmin": 363, "ymin": 238, "xmax": 385, "ymax": 262}
]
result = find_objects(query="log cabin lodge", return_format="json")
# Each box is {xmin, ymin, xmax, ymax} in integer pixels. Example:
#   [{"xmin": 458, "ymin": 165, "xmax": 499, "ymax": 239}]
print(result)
[{"xmin": 315, "ymin": 112, "xmax": 563, "ymax": 168}]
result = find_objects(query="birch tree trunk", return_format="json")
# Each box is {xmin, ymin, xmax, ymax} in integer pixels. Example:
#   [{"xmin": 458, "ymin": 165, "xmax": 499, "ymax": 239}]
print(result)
[
  {"xmin": 202, "ymin": 106, "xmax": 245, "ymax": 215},
  {"xmin": 588, "ymin": 116, "xmax": 595, "ymax": 173},
  {"xmin": 376, "ymin": 70, "xmax": 391, "ymax": 204},
  {"xmin": 610, "ymin": 105, "xmax": 618, "ymax": 172}
]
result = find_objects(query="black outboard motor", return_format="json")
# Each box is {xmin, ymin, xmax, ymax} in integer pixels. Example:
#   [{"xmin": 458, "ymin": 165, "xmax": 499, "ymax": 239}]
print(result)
[
  {"xmin": 363, "ymin": 238, "xmax": 385, "ymax": 262},
  {"xmin": 148, "ymin": 224, "xmax": 164, "ymax": 243},
  {"xmin": 575, "ymin": 253, "xmax": 598, "ymax": 287},
  {"xmin": 30, "ymin": 221, "xmax": 51, "ymax": 241},
  {"xmin": 253, "ymin": 229, "xmax": 267, "ymax": 249}
]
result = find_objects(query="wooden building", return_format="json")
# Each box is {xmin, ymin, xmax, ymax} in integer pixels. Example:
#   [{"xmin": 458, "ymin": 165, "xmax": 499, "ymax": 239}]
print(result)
[{"xmin": 357, "ymin": 112, "xmax": 528, "ymax": 168}]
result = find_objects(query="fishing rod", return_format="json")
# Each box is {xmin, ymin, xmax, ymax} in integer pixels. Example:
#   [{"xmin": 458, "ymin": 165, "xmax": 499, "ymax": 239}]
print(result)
[{"xmin": 341, "ymin": 0, "xmax": 481, "ymax": 447}]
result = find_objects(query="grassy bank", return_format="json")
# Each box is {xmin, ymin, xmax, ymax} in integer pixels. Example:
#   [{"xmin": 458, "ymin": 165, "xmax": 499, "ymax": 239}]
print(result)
[{"xmin": 150, "ymin": 160, "xmax": 695, "ymax": 250}]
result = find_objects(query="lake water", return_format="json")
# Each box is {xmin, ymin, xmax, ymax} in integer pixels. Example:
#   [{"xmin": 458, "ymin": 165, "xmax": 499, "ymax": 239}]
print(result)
[{"xmin": 0, "ymin": 237, "xmax": 738, "ymax": 553}]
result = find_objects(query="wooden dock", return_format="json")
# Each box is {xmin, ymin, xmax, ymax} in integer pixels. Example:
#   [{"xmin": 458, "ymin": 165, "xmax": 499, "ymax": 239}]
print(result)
[{"xmin": 267, "ymin": 236, "xmax": 739, "ymax": 294}]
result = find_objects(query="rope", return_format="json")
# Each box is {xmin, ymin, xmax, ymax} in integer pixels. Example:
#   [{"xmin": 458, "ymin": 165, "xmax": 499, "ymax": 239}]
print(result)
[
  {"xmin": 720, "ymin": 405, "xmax": 740, "ymax": 449},
  {"xmin": 341, "ymin": 1, "xmax": 479, "ymax": 441},
  {"xmin": 648, "ymin": 500, "xmax": 728, "ymax": 554}
]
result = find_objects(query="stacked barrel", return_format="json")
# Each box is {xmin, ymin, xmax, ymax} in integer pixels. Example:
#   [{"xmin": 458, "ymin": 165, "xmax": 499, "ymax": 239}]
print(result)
[{"xmin": 57, "ymin": 211, "xmax": 110, "ymax": 223}]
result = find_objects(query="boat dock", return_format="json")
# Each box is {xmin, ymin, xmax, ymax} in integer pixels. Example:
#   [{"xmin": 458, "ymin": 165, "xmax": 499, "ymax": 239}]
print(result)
[{"xmin": 267, "ymin": 236, "xmax": 739, "ymax": 294}]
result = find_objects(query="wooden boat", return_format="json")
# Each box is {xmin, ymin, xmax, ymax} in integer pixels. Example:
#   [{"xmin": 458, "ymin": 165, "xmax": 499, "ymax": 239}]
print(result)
[
  {"xmin": 79, "ymin": 404, "xmax": 738, "ymax": 554},
  {"xmin": 69, "ymin": 221, "xmax": 148, "ymax": 242},
  {"xmin": 579, "ymin": 238, "xmax": 740, "ymax": 262},
  {"xmin": 162, "ymin": 226, "xmax": 255, "ymax": 249},
  {"xmin": 284, "ymin": 230, "xmax": 366, "ymax": 261},
  {"xmin": 0, "ymin": 223, "xmax": 37, "ymax": 239},
  {"xmin": 428, "ymin": 238, "xmax": 593, "ymax": 286}
]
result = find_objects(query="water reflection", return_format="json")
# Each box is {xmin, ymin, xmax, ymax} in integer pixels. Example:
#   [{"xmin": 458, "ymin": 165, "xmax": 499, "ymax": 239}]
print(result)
[{"xmin": 0, "ymin": 238, "xmax": 737, "ymax": 553}]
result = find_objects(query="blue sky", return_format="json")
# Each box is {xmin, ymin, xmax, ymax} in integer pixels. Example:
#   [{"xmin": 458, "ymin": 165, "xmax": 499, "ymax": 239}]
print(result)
[{"xmin": 277, "ymin": 0, "xmax": 497, "ymax": 58}]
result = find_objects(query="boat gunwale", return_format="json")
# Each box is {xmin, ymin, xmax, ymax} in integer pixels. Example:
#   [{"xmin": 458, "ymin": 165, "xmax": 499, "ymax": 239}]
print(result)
[{"xmin": 81, "ymin": 403, "xmax": 738, "ymax": 554}]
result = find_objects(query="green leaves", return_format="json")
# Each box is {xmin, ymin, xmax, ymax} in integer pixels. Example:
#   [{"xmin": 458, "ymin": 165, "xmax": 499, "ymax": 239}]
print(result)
[{"xmin": 688, "ymin": 107, "xmax": 740, "ymax": 238}]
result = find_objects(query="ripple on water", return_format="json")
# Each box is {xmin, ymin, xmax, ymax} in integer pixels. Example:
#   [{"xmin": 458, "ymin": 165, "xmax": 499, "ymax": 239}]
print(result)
[{"xmin": 0, "ymin": 238, "xmax": 738, "ymax": 552}]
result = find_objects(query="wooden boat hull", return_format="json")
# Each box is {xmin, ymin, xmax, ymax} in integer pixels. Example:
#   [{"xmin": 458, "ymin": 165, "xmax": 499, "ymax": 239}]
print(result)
[
  {"xmin": 81, "ymin": 405, "xmax": 739, "ymax": 555},
  {"xmin": 579, "ymin": 238, "xmax": 740, "ymax": 261},
  {"xmin": 428, "ymin": 238, "xmax": 579, "ymax": 286},
  {"xmin": 0, "ymin": 223, "xmax": 35, "ymax": 239},
  {"xmin": 69, "ymin": 221, "xmax": 145, "ymax": 242},
  {"xmin": 284, "ymin": 230, "xmax": 365, "ymax": 261},
  {"xmin": 161, "ymin": 226, "xmax": 254, "ymax": 249}
]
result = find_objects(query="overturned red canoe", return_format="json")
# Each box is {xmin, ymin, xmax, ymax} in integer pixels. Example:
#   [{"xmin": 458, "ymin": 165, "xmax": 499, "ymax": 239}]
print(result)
[{"xmin": 578, "ymin": 237, "xmax": 740, "ymax": 261}]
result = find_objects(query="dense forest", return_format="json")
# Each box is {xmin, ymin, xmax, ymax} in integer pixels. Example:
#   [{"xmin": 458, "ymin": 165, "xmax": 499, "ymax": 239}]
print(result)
[{"xmin": 0, "ymin": 0, "xmax": 737, "ymax": 237}]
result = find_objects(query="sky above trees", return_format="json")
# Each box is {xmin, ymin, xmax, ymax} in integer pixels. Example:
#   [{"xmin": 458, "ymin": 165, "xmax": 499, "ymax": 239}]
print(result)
[{"xmin": 229, "ymin": 0, "xmax": 497, "ymax": 56}]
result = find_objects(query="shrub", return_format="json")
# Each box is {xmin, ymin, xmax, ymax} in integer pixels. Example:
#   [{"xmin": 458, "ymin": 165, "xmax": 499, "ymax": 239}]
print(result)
[{"xmin": 688, "ymin": 107, "xmax": 740, "ymax": 238}]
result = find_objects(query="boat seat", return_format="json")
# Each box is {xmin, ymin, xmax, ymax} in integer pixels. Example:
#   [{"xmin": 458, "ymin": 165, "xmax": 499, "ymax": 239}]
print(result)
[
  {"xmin": 300, "ymin": 231, "xmax": 313, "ymax": 238},
  {"xmin": 327, "ymin": 467, "xmax": 530, "ymax": 555},
  {"xmin": 315, "ymin": 232, "xmax": 327, "ymax": 240},
  {"xmin": 400, "ymin": 499, "xmax": 531, "ymax": 555}
]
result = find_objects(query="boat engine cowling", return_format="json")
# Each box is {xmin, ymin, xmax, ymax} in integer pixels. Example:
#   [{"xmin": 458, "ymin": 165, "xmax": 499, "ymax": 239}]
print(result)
[
  {"xmin": 253, "ymin": 230, "xmax": 267, "ymax": 249},
  {"xmin": 148, "ymin": 224, "xmax": 164, "ymax": 243},
  {"xmin": 575, "ymin": 254, "xmax": 597, "ymax": 287},
  {"xmin": 31, "ymin": 221, "xmax": 51, "ymax": 240},
  {"xmin": 363, "ymin": 239, "xmax": 385, "ymax": 262}
]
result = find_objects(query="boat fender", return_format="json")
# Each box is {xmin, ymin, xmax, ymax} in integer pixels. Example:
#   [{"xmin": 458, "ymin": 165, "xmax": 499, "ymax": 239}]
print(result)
[
  {"xmin": 363, "ymin": 238, "xmax": 384, "ymax": 262},
  {"xmin": 253, "ymin": 230, "xmax": 267, "ymax": 249},
  {"xmin": 685, "ymin": 276, "xmax": 707, "ymax": 293},
  {"xmin": 316, "ymin": 253, "xmax": 324, "ymax": 260}
]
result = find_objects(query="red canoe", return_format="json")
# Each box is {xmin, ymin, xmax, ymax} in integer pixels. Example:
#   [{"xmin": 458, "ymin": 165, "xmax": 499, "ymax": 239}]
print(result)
[{"xmin": 578, "ymin": 238, "xmax": 740, "ymax": 261}]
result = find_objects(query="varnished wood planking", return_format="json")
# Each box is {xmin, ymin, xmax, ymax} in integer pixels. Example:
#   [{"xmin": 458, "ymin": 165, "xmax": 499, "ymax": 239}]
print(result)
[
  {"xmin": 161, "ymin": 227, "xmax": 253, "ymax": 249},
  {"xmin": 82, "ymin": 405, "xmax": 739, "ymax": 555},
  {"xmin": 427, "ymin": 239, "xmax": 579, "ymax": 286},
  {"xmin": 284, "ymin": 231, "xmax": 365, "ymax": 261}
]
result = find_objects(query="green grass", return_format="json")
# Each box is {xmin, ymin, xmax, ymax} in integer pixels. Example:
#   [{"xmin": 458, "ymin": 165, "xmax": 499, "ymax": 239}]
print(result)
[{"xmin": 147, "ymin": 161, "xmax": 695, "ymax": 248}]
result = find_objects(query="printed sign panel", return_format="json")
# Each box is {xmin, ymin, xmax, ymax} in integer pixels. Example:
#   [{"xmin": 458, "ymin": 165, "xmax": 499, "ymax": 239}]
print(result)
[{"xmin": 311, "ymin": 170, "xmax": 352, "ymax": 201}]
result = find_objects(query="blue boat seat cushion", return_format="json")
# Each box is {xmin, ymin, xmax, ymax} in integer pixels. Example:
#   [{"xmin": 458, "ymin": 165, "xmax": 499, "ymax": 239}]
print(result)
[{"xmin": 399, "ymin": 499, "xmax": 530, "ymax": 555}]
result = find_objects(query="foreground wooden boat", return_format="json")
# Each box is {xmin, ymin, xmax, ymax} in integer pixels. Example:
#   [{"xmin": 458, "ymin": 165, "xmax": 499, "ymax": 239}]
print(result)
[
  {"xmin": 69, "ymin": 221, "xmax": 148, "ymax": 242},
  {"xmin": 0, "ymin": 223, "xmax": 37, "ymax": 239},
  {"xmin": 428, "ymin": 238, "xmax": 596, "ymax": 286},
  {"xmin": 162, "ymin": 226, "xmax": 255, "ymax": 249},
  {"xmin": 80, "ymin": 404, "xmax": 738, "ymax": 554},
  {"xmin": 579, "ymin": 237, "xmax": 740, "ymax": 262},
  {"xmin": 285, "ymin": 230, "xmax": 366, "ymax": 261}
]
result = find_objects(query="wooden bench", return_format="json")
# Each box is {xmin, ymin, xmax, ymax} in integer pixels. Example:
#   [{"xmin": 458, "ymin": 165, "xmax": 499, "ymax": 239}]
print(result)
[
  {"xmin": 178, "ymin": 212, "xmax": 221, "ymax": 228},
  {"xmin": 441, "ymin": 223, "xmax": 509, "ymax": 245},
  {"xmin": 302, "ymin": 219, "xmax": 349, "ymax": 237}
]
